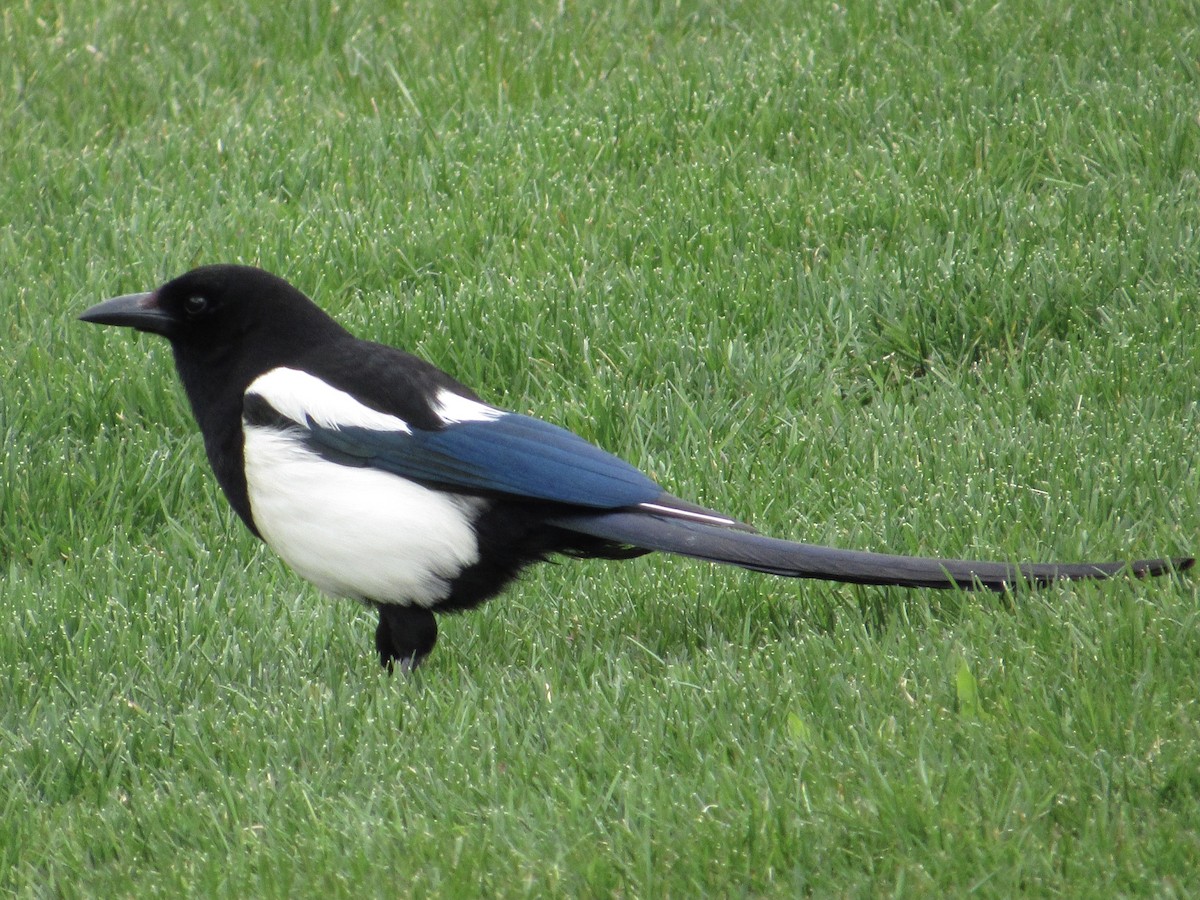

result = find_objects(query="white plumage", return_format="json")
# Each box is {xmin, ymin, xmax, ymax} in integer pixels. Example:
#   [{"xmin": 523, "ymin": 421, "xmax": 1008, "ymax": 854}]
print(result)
[
  {"xmin": 432, "ymin": 389, "xmax": 506, "ymax": 425},
  {"xmin": 242, "ymin": 369, "xmax": 486, "ymax": 606},
  {"xmin": 633, "ymin": 501, "xmax": 739, "ymax": 527},
  {"xmin": 247, "ymin": 367, "xmax": 413, "ymax": 432}
]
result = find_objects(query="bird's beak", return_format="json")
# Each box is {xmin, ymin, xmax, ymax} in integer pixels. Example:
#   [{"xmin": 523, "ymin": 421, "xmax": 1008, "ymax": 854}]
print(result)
[{"xmin": 79, "ymin": 291, "xmax": 174, "ymax": 336}]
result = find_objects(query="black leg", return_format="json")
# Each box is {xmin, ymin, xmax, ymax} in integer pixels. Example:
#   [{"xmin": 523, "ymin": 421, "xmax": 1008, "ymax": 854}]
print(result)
[{"xmin": 375, "ymin": 604, "xmax": 439, "ymax": 673}]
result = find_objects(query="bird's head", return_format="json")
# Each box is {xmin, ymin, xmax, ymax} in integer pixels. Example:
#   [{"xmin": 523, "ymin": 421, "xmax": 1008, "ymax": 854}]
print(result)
[
  {"xmin": 80, "ymin": 265, "xmax": 342, "ymax": 351},
  {"xmin": 81, "ymin": 264, "xmax": 352, "ymax": 419},
  {"xmin": 80, "ymin": 266, "xmax": 360, "ymax": 537}
]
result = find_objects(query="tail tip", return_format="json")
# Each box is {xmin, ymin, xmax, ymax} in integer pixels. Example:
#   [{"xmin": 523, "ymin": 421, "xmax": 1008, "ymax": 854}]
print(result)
[{"xmin": 1134, "ymin": 556, "xmax": 1195, "ymax": 578}]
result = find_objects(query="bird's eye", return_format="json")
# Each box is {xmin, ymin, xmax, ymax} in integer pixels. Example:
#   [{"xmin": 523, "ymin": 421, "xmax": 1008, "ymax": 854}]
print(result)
[{"xmin": 183, "ymin": 295, "xmax": 209, "ymax": 316}]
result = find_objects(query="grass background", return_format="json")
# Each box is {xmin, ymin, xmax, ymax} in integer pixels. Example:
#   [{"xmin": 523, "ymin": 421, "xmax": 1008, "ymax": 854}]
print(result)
[{"xmin": 3, "ymin": 0, "xmax": 1199, "ymax": 894}]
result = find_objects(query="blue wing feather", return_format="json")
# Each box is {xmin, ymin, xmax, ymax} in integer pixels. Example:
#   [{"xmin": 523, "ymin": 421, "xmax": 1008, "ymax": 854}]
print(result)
[{"xmin": 303, "ymin": 411, "xmax": 662, "ymax": 509}]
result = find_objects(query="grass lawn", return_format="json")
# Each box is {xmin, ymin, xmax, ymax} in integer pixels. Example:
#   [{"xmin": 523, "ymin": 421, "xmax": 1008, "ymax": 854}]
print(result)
[{"xmin": 3, "ymin": 0, "xmax": 1199, "ymax": 894}]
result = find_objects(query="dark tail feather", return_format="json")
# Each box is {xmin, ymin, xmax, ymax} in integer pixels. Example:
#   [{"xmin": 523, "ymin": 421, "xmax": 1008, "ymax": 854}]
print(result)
[{"xmin": 548, "ymin": 510, "xmax": 1193, "ymax": 591}]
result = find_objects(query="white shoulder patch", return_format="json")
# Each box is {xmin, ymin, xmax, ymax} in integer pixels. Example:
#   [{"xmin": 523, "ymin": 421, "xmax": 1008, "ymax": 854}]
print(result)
[
  {"xmin": 433, "ymin": 389, "xmax": 506, "ymax": 425},
  {"xmin": 246, "ymin": 367, "xmax": 411, "ymax": 433}
]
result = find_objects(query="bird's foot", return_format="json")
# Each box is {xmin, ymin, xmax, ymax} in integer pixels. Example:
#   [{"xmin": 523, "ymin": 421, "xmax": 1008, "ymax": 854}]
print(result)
[{"xmin": 375, "ymin": 604, "xmax": 438, "ymax": 674}]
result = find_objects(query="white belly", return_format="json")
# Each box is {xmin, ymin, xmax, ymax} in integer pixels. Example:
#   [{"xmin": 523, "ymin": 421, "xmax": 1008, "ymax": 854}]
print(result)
[{"xmin": 243, "ymin": 425, "xmax": 484, "ymax": 606}]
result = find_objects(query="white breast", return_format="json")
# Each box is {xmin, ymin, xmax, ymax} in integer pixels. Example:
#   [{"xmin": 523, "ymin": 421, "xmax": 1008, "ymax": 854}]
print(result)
[{"xmin": 242, "ymin": 425, "xmax": 484, "ymax": 607}]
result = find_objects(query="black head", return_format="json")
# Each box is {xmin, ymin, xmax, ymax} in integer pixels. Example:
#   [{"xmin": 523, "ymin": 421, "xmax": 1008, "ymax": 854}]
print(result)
[
  {"xmin": 81, "ymin": 264, "xmax": 354, "ymax": 444},
  {"xmin": 80, "ymin": 265, "xmax": 346, "ymax": 357}
]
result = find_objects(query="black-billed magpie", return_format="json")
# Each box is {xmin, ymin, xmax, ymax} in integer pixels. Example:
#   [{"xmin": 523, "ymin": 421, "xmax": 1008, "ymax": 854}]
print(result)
[{"xmin": 80, "ymin": 265, "xmax": 1193, "ymax": 671}]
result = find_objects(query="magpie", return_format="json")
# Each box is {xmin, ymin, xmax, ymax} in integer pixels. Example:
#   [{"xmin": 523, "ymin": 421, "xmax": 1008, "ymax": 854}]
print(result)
[{"xmin": 80, "ymin": 265, "xmax": 1193, "ymax": 671}]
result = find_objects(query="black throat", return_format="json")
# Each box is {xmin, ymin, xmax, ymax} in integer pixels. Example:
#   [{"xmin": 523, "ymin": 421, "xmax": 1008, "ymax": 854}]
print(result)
[{"xmin": 172, "ymin": 341, "xmax": 266, "ymax": 537}]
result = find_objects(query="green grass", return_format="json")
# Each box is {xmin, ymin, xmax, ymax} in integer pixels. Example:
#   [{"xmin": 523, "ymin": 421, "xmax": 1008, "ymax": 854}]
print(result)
[{"xmin": 3, "ymin": 0, "xmax": 1199, "ymax": 894}]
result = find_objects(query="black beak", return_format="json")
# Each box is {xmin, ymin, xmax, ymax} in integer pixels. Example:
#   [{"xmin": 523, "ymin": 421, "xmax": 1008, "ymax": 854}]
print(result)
[{"xmin": 79, "ymin": 291, "xmax": 174, "ymax": 336}]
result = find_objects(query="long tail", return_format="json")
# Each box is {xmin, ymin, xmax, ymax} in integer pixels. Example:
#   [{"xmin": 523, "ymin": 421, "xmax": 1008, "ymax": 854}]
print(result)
[{"xmin": 548, "ymin": 508, "xmax": 1193, "ymax": 591}]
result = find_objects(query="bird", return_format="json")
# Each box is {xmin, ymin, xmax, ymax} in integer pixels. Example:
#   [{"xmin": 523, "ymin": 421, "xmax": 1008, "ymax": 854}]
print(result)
[{"xmin": 79, "ymin": 265, "xmax": 1193, "ymax": 671}]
